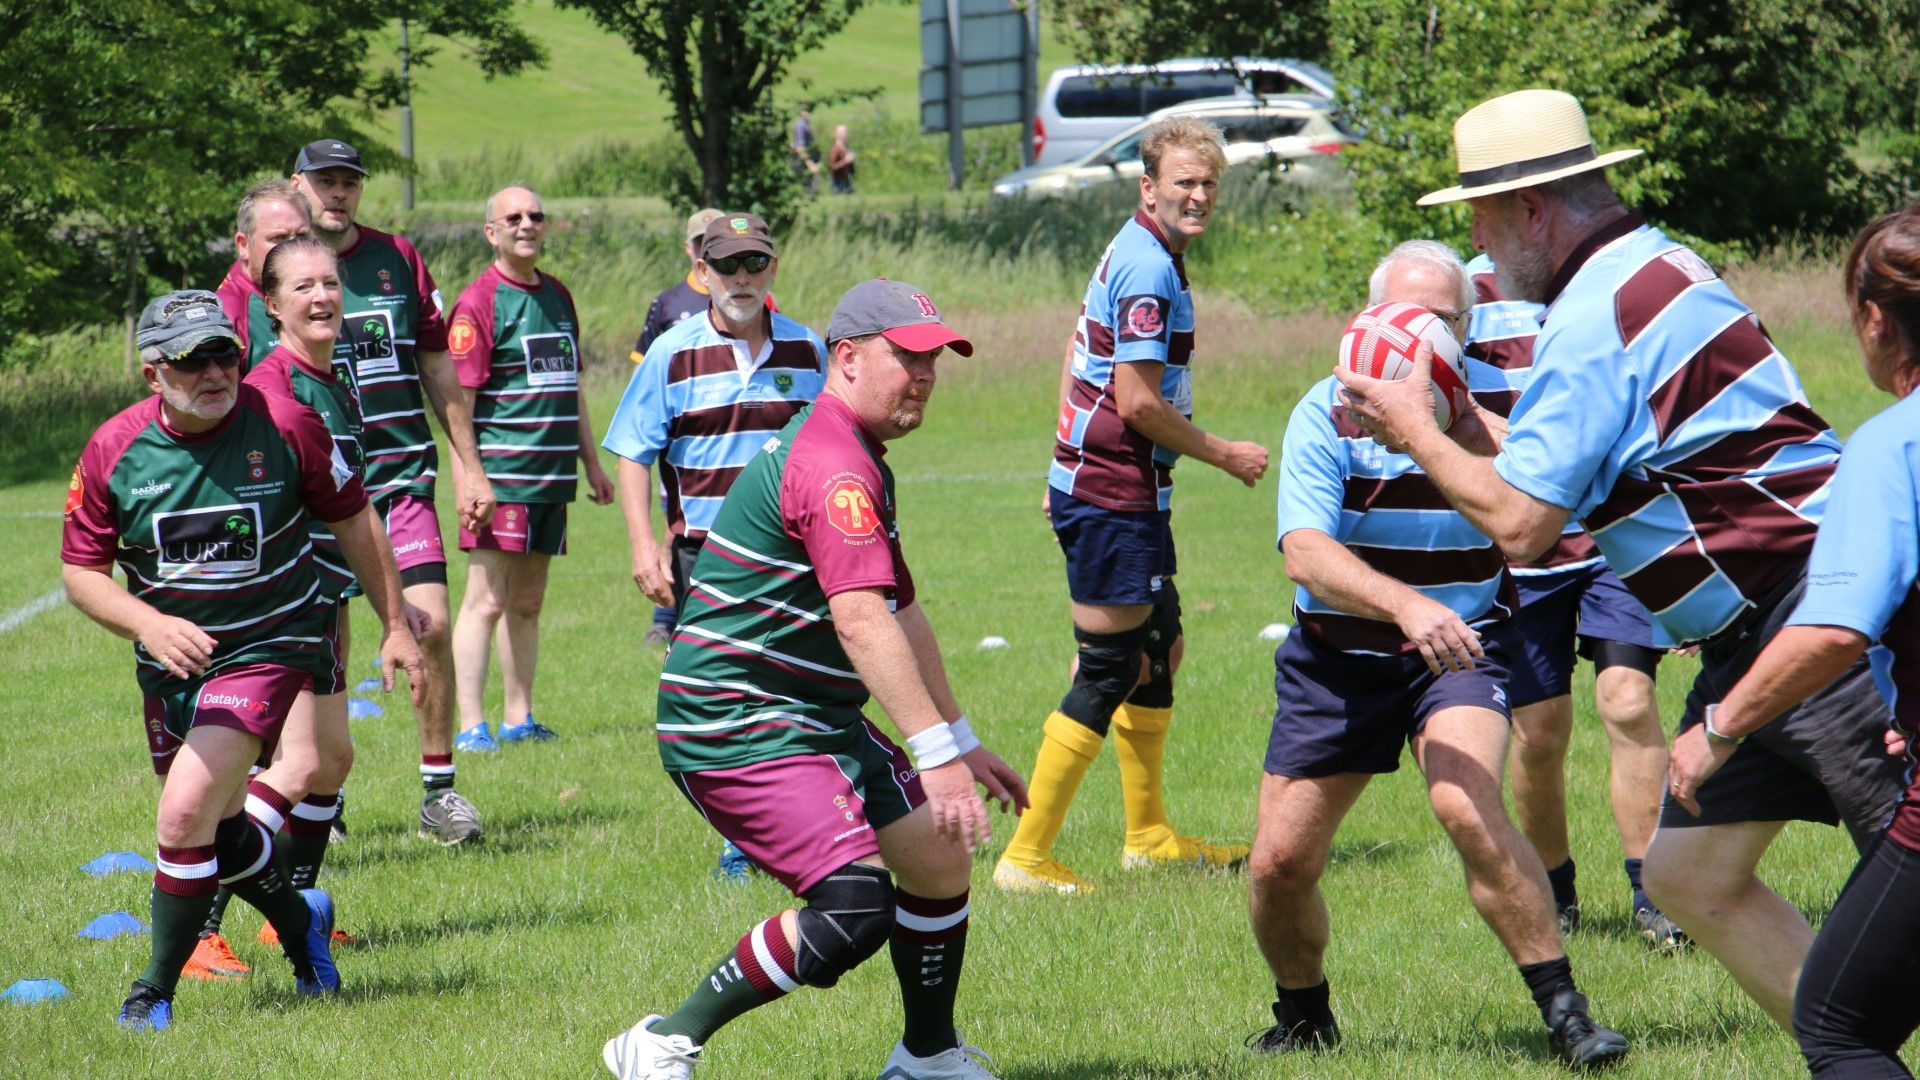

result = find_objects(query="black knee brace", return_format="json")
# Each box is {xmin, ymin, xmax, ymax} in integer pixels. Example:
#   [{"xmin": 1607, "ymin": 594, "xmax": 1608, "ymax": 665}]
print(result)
[
  {"xmin": 1058, "ymin": 620, "xmax": 1153, "ymax": 736},
  {"xmin": 1127, "ymin": 583, "xmax": 1183, "ymax": 709},
  {"xmin": 793, "ymin": 862, "xmax": 894, "ymax": 988},
  {"xmin": 1581, "ymin": 637, "xmax": 1662, "ymax": 679}
]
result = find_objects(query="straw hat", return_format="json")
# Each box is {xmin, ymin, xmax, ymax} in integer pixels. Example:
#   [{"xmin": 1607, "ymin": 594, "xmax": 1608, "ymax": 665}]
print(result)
[{"xmin": 1417, "ymin": 89, "xmax": 1642, "ymax": 206}]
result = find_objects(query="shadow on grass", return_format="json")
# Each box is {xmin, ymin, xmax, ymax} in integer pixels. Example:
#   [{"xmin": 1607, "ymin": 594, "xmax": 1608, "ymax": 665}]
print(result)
[
  {"xmin": 1327, "ymin": 836, "xmax": 1407, "ymax": 868},
  {"xmin": 334, "ymin": 802, "xmax": 628, "ymax": 867},
  {"xmin": 247, "ymin": 963, "xmax": 485, "ymax": 1008},
  {"xmin": 369, "ymin": 896, "xmax": 601, "ymax": 948}
]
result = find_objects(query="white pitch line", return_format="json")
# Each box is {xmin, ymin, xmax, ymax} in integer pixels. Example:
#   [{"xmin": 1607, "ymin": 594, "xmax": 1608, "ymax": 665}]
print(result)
[
  {"xmin": 0, "ymin": 511, "xmax": 64, "ymax": 519},
  {"xmin": 0, "ymin": 587, "xmax": 66, "ymax": 635}
]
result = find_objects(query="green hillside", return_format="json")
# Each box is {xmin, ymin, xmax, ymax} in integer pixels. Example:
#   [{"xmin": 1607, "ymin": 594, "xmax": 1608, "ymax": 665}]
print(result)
[{"xmin": 354, "ymin": 1, "xmax": 1076, "ymax": 212}]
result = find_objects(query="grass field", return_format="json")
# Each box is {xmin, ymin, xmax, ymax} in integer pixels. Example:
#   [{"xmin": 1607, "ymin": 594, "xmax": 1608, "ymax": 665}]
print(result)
[{"xmin": 0, "ymin": 275, "xmax": 1898, "ymax": 1078}]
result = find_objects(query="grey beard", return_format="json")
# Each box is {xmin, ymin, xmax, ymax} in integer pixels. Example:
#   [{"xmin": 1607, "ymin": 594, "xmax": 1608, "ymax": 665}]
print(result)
[{"xmin": 1497, "ymin": 243, "xmax": 1554, "ymax": 304}]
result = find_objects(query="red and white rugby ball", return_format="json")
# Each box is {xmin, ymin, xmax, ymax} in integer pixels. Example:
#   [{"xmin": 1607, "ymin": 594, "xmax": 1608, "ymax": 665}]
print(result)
[{"xmin": 1338, "ymin": 301, "xmax": 1472, "ymax": 430}]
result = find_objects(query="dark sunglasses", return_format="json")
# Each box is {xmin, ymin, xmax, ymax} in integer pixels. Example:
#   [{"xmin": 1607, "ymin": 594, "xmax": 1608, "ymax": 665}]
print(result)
[
  {"xmin": 160, "ymin": 341, "xmax": 243, "ymax": 375},
  {"xmin": 707, "ymin": 253, "xmax": 772, "ymax": 275},
  {"xmin": 491, "ymin": 211, "xmax": 547, "ymax": 227}
]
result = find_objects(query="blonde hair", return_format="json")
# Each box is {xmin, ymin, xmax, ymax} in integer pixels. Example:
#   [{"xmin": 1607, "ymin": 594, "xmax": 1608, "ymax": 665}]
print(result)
[{"xmin": 1140, "ymin": 116, "xmax": 1226, "ymax": 179}]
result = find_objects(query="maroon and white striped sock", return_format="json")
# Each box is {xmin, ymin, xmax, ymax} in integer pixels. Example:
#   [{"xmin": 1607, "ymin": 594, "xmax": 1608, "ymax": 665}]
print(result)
[
  {"xmin": 891, "ymin": 889, "xmax": 970, "ymax": 1057},
  {"xmin": 735, "ymin": 916, "xmax": 801, "ymax": 1002}
]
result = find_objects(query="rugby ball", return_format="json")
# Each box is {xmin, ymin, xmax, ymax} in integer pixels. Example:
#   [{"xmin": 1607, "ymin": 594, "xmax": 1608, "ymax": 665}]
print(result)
[{"xmin": 1338, "ymin": 302, "xmax": 1472, "ymax": 430}]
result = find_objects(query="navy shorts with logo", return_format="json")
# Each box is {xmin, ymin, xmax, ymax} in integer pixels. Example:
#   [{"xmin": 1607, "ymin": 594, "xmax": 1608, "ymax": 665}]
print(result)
[
  {"xmin": 1507, "ymin": 562, "xmax": 1659, "ymax": 708},
  {"xmin": 1049, "ymin": 487, "xmax": 1176, "ymax": 606},
  {"xmin": 1265, "ymin": 624, "xmax": 1515, "ymax": 778}
]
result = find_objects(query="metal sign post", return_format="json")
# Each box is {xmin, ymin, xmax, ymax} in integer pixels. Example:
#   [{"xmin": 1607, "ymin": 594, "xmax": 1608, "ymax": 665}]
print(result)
[{"xmin": 920, "ymin": 0, "xmax": 1041, "ymax": 188}]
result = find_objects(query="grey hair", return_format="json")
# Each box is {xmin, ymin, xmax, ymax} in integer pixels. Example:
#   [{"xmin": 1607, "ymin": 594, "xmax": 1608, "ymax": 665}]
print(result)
[
  {"xmin": 484, "ymin": 185, "xmax": 542, "ymax": 223},
  {"xmin": 139, "ymin": 345, "xmax": 167, "ymax": 366},
  {"xmin": 1367, "ymin": 239, "xmax": 1473, "ymax": 310},
  {"xmin": 236, "ymin": 178, "xmax": 311, "ymax": 236}
]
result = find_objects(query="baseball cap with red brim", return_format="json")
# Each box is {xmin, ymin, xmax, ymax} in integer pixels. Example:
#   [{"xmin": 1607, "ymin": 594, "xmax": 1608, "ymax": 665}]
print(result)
[{"xmin": 825, "ymin": 279, "xmax": 973, "ymax": 356}]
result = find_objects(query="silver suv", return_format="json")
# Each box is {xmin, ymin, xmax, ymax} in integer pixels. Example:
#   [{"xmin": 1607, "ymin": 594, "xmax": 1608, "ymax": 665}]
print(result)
[
  {"xmin": 1033, "ymin": 57, "xmax": 1335, "ymax": 166},
  {"xmin": 993, "ymin": 96, "xmax": 1357, "ymax": 200}
]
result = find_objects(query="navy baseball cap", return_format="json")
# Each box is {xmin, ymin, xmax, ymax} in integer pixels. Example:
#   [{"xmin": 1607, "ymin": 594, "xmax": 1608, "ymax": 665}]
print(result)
[
  {"xmin": 826, "ymin": 279, "xmax": 973, "ymax": 356},
  {"xmin": 295, "ymin": 139, "xmax": 368, "ymax": 176},
  {"xmin": 136, "ymin": 291, "xmax": 240, "ymax": 360}
]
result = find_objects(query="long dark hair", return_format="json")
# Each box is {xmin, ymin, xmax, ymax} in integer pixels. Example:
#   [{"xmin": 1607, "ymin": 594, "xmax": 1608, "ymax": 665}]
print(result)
[{"xmin": 260, "ymin": 236, "xmax": 339, "ymax": 334}]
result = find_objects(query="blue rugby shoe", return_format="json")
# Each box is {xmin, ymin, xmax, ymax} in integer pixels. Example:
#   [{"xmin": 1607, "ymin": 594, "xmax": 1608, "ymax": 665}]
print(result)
[
  {"xmin": 455, "ymin": 722, "xmax": 499, "ymax": 752},
  {"xmin": 293, "ymin": 888, "xmax": 341, "ymax": 995},
  {"xmin": 117, "ymin": 982, "xmax": 172, "ymax": 1032},
  {"xmin": 499, "ymin": 715, "xmax": 559, "ymax": 744}
]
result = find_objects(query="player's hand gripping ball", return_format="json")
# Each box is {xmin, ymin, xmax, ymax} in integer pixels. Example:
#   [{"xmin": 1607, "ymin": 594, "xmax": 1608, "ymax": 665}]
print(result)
[{"xmin": 1338, "ymin": 302, "xmax": 1472, "ymax": 430}]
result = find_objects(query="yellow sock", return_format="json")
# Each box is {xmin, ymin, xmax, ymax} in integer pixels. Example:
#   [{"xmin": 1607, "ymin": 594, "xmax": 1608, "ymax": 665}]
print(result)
[
  {"xmin": 1002, "ymin": 712, "xmax": 1104, "ymax": 867},
  {"xmin": 1113, "ymin": 703, "xmax": 1174, "ymax": 852}
]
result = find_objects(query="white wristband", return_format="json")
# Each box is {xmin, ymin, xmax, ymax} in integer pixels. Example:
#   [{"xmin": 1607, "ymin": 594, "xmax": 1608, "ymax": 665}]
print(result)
[
  {"xmin": 949, "ymin": 715, "xmax": 980, "ymax": 756},
  {"xmin": 907, "ymin": 722, "xmax": 961, "ymax": 770}
]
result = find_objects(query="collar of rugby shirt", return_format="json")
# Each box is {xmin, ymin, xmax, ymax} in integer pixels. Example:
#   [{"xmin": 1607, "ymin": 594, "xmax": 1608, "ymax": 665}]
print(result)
[{"xmin": 1541, "ymin": 210, "xmax": 1646, "ymax": 306}]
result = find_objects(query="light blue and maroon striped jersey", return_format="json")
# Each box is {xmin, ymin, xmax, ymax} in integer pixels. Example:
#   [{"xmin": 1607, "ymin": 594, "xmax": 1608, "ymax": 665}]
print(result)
[
  {"xmin": 655, "ymin": 394, "xmax": 915, "ymax": 772},
  {"xmin": 448, "ymin": 265, "xmax": 584, "ymax": 505},
  {"xmin": 1462, "ymin": 253, "xmax": 1602, "ymax": 576},
  {"xmin": 1494, "ymin": 213, "xmax": 1840, "ymax": 646},
  {"xmin": 1050, "ymin": 211, "xmax": 1196, "ymax": 512},
  {"xmin": 1277, "ymin": 376, "xmax": 1513, "ymax": 656},
  {"xmin": 602, "ymin": 308, "xmax": 824, "ymax": 538}
]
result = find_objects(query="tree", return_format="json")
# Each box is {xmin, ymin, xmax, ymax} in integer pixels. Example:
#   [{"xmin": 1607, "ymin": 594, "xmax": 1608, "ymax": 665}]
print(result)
[
  {"xmin": 1051, "ymin": 0, "xmax": 1327, "ymax": 67},
  {"xmin": 0, "ymin": 0, "xmax": 542, "ymax": 364},
  {"xmin": 554, "ymin": 0, "xmax": 867, "ymax": 221}
]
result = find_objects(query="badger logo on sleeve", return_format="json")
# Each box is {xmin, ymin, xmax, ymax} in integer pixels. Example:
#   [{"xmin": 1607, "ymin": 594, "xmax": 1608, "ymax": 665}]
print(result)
[{"xmin": 1117, "ymin": 295, "xmax": 1167, "ymax": 343}]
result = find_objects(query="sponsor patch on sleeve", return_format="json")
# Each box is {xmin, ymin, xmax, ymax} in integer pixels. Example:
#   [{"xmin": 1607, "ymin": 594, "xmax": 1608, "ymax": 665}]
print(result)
[
  {"xmin": 825, "ymin": 476, "xmax": 881, "ymax": 541},
  {"xmin": 64, "ymin": 463, "xmax": 84, "ymax": 517},
  {"xmin": 1115, "ymin": 294, "xmax": 1169, "ymax": 344},
  {"xmin": 449, "ymin": 316, "xmax": 479, "ymax": 357}
]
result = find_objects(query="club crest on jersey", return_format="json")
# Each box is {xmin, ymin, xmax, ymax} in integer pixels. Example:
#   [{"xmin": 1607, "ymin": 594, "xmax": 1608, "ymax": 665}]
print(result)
[
  {"xmin": 449, "ymin": 317, "xmax": 477, "ymax": 356},
  {"xmin": 247, "ymin": 449, "xmax": 266, "ymax": 480},
  {"xmin": 832, "ymin": 794, "xmax": 856, "ymax": 823},
  {"xmin": 825, "ymin": 478, "xmax": 879, "ymax": 539},
  {"xmin": 1124, "ymin": 296, "xmax": 1164, "ymax": 339},
  {"xmin": 774, "ymin": 372, "xmax": 794, "ymax": 394},
  {"xmin": 377, "ymin": 268, "xmax": 394, "ymax": 293}
]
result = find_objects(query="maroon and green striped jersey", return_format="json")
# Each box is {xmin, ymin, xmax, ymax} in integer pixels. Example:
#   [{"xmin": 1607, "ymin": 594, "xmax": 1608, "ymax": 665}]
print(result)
[
  {"xmin": 61, "ymin": 385, "xmax": 368, "ymax": 693},
  {"xmin": 244, "ymin": 344, "xmax": 365, "ymax": 599},
  {"xmin": 656, "ymin": 394, "xmax": 916, "ymax": 773},
  {"xmin": 214, "ymin": 262, "xmax": 280, "ymax": 372},
  {"xmin": 337, "ymin": 225, "xmax": 448, "ymax": 504},
  {"xmin": 448, "ymin": 265, "xmax": 584, "ymax": 504}
]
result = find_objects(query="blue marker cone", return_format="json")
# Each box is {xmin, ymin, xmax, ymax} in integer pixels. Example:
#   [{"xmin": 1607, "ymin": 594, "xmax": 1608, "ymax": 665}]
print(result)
[
  {"xmin": 77, "ymin": 912, "xmax": 147, "ymax": 939},
  {"xmin": 347, "ymin": 698, "xmax": 384, "ymax": 720},
  {"xmin": 81, "ymin": 851, "xmax": 156, "ymax": 876},
  {"xmin": 2, "ymin": 980, "xmax": 69, "ymax": 1004}
]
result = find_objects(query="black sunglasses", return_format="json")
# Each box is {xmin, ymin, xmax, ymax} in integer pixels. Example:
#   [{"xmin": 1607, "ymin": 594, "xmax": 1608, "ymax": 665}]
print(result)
[
  {"xmin": 707, "ymin": 253, "xmax": 772, "ymax": 275},
  {"xmin": 160, "ymin": 341, "xmax": 243, "ymax": 375},
  {"xmin": 491, "ymin": 211, "xmax": 547, "ymax": 226}
]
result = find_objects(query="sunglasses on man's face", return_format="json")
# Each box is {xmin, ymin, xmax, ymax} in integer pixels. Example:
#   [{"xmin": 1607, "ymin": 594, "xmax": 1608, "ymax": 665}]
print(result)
[
  {"xmin": 707, "ymin": 254, "xmax": 772, "ymax": 275},
  {"xmin": 160, "ymin": 342, "xmax": 243, "ymax": 375},
  {"xmin": 492, "ymin": 211, "xmax": 547, "ymax": 227}
]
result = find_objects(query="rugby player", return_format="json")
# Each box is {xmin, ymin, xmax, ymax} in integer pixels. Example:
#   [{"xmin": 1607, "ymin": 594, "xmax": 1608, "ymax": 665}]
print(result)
[
  {"xmin": 633, "ymin": 207, "xmax": 723, "ymax": 646},
  {"xmin": 446, "ymin": 186, "xmax": 614, "ymax": 752},
  {"xmin": 602, "ymin": 279, "xmax": 1027, "ymax": 1080},
  {"xmin": 61, "ymin": 290, "xmax": 425, "ymax": 1030},
  {"xmin": 603, "ymin": 212, "xmax": 824, "ymax": 880},
  {"xmin": 215, "ymin": 179, "xmax": 314, "ymax": 370},
  {"xmin": 291, "ymin": 140, "xmax": 497, "ymax": 812},
  {"xmin": 1463, "ymin": 254, "xmax": 1683, "ymax": 949},
  {"xmin": 1247, "ymin": 242, "xmax": 1628, "ymax": 1068},
  {"xmin": 1670, "ymin": 206, "xmax": 1920, "ymax": 1076},
  {"xmin": 1335, "ymin": 89, "xmax": 1902, "ymax": 1030},
  {"xmin": 997, "ymin": 116, "xmax": 1267, "ymax": 895}
]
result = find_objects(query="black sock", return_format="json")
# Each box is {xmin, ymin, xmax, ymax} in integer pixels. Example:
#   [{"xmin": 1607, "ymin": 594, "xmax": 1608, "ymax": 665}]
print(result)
[
  {"xmin": 1275, "ymin": 979, "xmax": 1335, "ymax": 1028},
  {"xmin": 1623, "ymin": 857, "xmax": 1651, "ymax": 913},
  {"xmin": 1518, "ymin": 956, "xmax": 1576, "ymax": 1024},
  {"xmin": 891, "ymin": 889, "xmax": 969, "ymax": 1058},
  {"xmin": 201, "ymin": 887, "xmax": 234, "ymax": 937},
  {"xmin": 215, "ymin": 814, "xmax": 313, "ymax": 965},
  {"xmin": 1546, "ymin": 858, "xmax": 1578, "ymax": 911}
]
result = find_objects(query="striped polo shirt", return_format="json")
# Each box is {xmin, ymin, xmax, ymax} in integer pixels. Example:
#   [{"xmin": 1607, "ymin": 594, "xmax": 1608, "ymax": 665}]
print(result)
[
  {"xmin": 1462, "ymin": 253, "xmax": 1602, "ymax": 575},
  {"xmin": 1277, "ymin": 376, "xmax": 1513, "ymax": 656},
  {"xmin": 1051, "ymin": 210, "xmax": 1196, "ymax": 513},
  {"xmin": 1495, "ymin": 213, "xmax": 1840, "ymax": 646},
  {"xmin": 602, "ymin": 307, "xmax": 824, "ymax": 539},
  {"xmin": 448, "ymin": 265, "xmax": 584, "ymax": 504},
  {"xmin": 655, "ymin": 394, "xmax": 914, "ymax": 773},
  {"xmin": 61, "ymin": 386, "xmax": 366, "ymax": 693}
]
